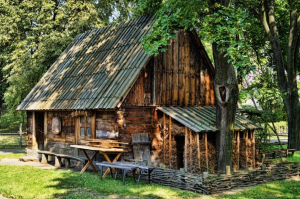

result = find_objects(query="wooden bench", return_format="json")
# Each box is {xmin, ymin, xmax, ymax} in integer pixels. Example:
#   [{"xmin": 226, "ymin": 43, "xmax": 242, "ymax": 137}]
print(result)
[
  {"xmin": 96, "ymin": 162, "xmax": 138, "ymax": 185},
  {"xmin": 96, "ymin": 161, "xmax": 156, "ymax": 185},
  {"xmin": 37, "ymin": 150, "xmax": 56, "ymax": 164},
  {"xmin": 55, "ymin": 154, "xmax": 87, "ymax": 169},
  {"xmin": 37, "ymin": 150, "xmax": 87, "ymax": 169}
]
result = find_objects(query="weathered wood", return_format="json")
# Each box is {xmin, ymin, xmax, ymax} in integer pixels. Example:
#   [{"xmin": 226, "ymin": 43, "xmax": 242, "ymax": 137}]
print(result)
[
  {"xmin": 132, "ymin": 133, "xmax": 152, "ymax": 165},
  {"xmin": 167, "ymin": 39, "xmax": 173, "ymax": 104},
  {"xmin": 178, "ymin": 30, "xmax": 185, "ymax": 106},
  {"xmin": 252, "ymin": 130, "xmax": 255, "ymax": 169},
  {"xmin": 189, "ymin": 129, "xmax": 192, "ymax": 170},
  {"xmin": 237, "ymin": 131, "xmax": 240, "ymax": 170},
  {"xmin": 169, "ymin": 116, "xmax": 172, "ymax": 169},
  {"xmin": 185, "ymin": 127, "xmax": 188, "ymax": 172},
  {"xmin": 43, "ymin": 111, "xmax": 47, "ymax": 149},
  {"xmin": 163, "ymin": 113, "xmax": 166, "ymax": 164},
  {"xmin": 173, "ymin": 32, "xmax": 179, "ymax": 105},
  {"xmin": 245, "ymin": 131, "xmax": 248, "ymax": 169},
  {"xmin": 200, "ymin": 69, "xmax": 205, "ymax": 105},
  {"xmin": 197, "ymin": 133, "xmax": 201, "ymax": 169},
  {"xmin": 205, "ymin": 70, "xmax": 211, "ymax": 105},
  {"xmin": 32, "ymin": 111, "xmax": 38, "ymax": 150},
  {"xmin": 184, "ymin": 32, "xmax": 190, "ymax": 106},
  {"xmin": 91, "ymin": 112, "xmax": 96, "ymax": 139},
  {"xmin": 205, "ymin": 132, "xmax": 208, "ymax": 171}
]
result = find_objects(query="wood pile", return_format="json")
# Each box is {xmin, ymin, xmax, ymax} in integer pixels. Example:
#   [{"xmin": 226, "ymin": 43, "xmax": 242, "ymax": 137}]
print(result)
[{"xmin": 151, "ymin": 162, "xmax": 300, "ymax": 195}]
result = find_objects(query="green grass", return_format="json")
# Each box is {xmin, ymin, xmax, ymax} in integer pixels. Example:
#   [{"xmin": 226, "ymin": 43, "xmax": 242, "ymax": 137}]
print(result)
[
  {"xmin": 0, "ymin": 153, "xmax": 25, "ymax": 161},
  {"xmin": 0, "ymin": 135, "xmax": 26, "ymax": 149},
  {"xmin": 220, "ymin": 180, "xmax": 300, "ymax": 199},
  {"xmin": 0, "ymin": 162, "xmax": 299, "ymax": 199},
  {"xmin": 0, "ymin": 165, "xmax": 201, "ymax": 199}
]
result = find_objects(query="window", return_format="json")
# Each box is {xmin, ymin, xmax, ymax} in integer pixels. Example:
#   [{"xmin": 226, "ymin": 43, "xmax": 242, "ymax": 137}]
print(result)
[{"xmin": 80, "ymin": 116, "xmax": 92, "ymax": 138}]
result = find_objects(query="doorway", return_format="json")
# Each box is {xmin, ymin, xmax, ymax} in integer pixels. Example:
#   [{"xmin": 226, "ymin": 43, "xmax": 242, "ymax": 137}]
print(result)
[
  {"xmin": 35, "ymin": 112, "xmax": 44, "ymax": 150},
  {"xmin": 175, "ymin": 135, "xmax": 184, "ymax": 170}
]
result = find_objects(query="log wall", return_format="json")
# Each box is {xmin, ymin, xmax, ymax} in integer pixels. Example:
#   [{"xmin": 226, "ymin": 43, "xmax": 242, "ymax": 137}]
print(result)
[{"xmin": 125, "ymin": 30, "xmax": 215, "ymax": 107}]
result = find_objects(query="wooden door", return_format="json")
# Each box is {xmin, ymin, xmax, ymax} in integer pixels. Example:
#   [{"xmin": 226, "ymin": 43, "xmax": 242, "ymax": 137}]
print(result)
[{"xmin": 35, "ymin": 112, "xmax": 44, "ymax": 150}]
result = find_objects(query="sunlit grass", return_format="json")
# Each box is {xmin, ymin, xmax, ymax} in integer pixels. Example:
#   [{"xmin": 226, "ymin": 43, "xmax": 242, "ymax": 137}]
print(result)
[
  {"xmin": 0, "ymin": 165, "xmax": 201, "ymax": 199},
  {"xmin": 0, "ymin": 153, "xmax": 25, "ymax": 161}
]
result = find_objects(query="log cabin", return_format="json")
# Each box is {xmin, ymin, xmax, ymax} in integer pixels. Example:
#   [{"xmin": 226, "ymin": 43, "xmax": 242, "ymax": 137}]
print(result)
[{"xmin": 17, "ymin": 14, "xmax": 261, "ymax": 174}]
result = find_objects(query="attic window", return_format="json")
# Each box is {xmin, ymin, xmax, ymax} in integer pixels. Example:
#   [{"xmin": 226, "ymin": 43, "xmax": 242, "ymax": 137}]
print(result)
[{"xmin": 80, "ymin": 116, "xmax": 92, "ymax": 138}]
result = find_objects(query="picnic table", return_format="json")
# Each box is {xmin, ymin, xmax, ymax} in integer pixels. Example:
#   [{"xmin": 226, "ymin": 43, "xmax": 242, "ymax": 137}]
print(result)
[
  {"xmin": 70, "ymin": 145, "xmax": 128, "ymax": 176},
  {"xmin": 96, "ymin": 161, "xmax": 156, "ymax": 185}
]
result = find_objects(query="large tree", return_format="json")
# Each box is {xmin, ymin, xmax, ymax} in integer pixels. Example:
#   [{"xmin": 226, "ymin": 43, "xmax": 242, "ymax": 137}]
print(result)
[
  {"xmin": 133, "ymin": 0, "xmax": 255, "ymax": 172},
  {"xmin": 259, "ymin": 0, "xmax": 300, "ymax": 150},
  {"xmin": 0, "ymin": 0, "xmax": 134, "ymax": 110}
]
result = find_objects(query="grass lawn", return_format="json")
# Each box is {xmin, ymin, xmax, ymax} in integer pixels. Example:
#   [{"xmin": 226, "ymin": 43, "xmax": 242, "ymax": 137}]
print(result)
[
  {"xmin": 0, "ymin": 152, "xmax": 299, "ymax": 198},
  {"xmin": 0, "ymin": 153, "xmax": 25, "ymax": 161}
]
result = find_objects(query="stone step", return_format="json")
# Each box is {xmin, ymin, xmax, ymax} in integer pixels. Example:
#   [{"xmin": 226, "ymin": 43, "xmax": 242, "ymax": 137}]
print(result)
[{"xmin": 19, "ymin": 156, "xmax": 39, "ymax": 162}]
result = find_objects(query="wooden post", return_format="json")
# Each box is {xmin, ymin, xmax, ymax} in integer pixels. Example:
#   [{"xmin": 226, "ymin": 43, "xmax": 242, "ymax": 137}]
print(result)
[
  {"xmin": 91, "ymin": 112, "xmax": 96, "ymax": 139},
  {"xmin": 189, "ymin": 129, "xmax": 192, "ymax": 169},
  {"xmin": 184, "ymin": 127, "xmax": 188, "ymax": 172},
  {"xmin": 19, "ymin": 123, "xmax": 22, "ymax": 148},
  {"xmin": 44, "ymin": 111, "xmax": 48, "ymax": 150},
  {"xmin": 205, "ymin": 132, "xmax": 208, "ymax": 172},
  {"xmin": 184, "ymin": 32, "xmax": 190, "ymax": 106},
  {"xmin": 252, "ymin": 130, "xmax": 255, "ymax": 169},
  {"xmin": 196, "ymin": 133, "xmax": 201, "ymax": 170},
  {"xmin": 163, "ymin": 113, "xmax": 166, "ymax": 164},
  {"xmin": 237, "ymin": 131, "xmax": 240, "ymax": 170},
  {"xmin": 245, "ymin": 131, "xmax": 248, "ymax": 169},
  {"xmin": 169, "ymin": 116, "xmax": 172, "ymax": 169},
  {"xmin": 32, "ymin": 111, "xmax": 38, "ymax": 151}
]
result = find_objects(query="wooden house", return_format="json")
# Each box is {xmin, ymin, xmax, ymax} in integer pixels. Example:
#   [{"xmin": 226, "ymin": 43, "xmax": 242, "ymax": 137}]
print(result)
[{"xmin": 18, "ymin": 15, "xmax": 261, "ymax": 173}]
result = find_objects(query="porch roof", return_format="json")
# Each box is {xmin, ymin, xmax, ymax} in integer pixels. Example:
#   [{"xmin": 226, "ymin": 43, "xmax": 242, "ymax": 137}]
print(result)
[{"xmin": 157, "ymin": 106, "xmax": 262, "ymax": 133}]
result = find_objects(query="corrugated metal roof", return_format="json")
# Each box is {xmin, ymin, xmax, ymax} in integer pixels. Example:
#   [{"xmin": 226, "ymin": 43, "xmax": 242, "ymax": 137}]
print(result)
[
  {"xmin": 17, "ymin": 15, "xmax": 155, "ymax": 110},
  {"xmin": 157, "ymin": 106, "xmax": 262, "ymax": 132}
]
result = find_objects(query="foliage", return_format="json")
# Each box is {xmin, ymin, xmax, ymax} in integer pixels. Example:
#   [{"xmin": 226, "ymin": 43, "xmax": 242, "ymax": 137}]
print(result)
[
  {"xmin": 0, "ymin": 111, "xmax": 26, "ymax": 133},
  {"xmin": 135, "ymin": 0, "xmax": 257, "ymax": 77},
  {"xmin": 0, "ymin": 0, "xmax": 134, "ymax": 110},
  {"xmin": 0, "ymin": 165, "xmax": 200, "ymax": 199}
]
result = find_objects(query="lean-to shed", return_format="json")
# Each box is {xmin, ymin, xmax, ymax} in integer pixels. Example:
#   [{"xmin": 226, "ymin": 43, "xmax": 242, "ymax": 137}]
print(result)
[{"xmin": 18, "ymin": 14, "xmax": 261, "ymax": 173}]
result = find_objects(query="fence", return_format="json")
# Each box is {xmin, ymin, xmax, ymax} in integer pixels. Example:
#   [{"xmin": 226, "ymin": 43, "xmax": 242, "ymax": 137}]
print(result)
[{"xmin": 0, "ymin": 132, "xmax": 26, "ymax": 149}]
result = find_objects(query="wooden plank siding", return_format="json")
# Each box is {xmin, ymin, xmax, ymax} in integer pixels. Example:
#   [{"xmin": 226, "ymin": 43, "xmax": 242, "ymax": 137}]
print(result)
[{"xmin": 125, "ymin": 30, "xmax": 215, "ymax": 107}]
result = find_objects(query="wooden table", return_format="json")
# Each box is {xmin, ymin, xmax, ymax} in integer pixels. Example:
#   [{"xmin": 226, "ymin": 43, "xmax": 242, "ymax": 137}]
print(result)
[{"xmin": 70, "ymin": 145, "xmax": 127, "ymax": 177}]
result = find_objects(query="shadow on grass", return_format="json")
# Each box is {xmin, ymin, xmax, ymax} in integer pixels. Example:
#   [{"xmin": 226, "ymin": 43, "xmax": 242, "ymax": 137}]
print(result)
[
  {"xmin": 49, "ymin": 171, "xmax": 199, "ymax": 199},
  {"xmin": 221, "ymin": 180, "xmax": 300, "ymax": 199}
]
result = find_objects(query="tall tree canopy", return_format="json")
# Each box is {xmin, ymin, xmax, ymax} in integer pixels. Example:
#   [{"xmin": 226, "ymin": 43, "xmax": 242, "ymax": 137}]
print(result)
[
  {"xmin": 0, "ymin": 0, "xmax": 133, "ymax": 110},
  {"xmin": 134, "ymin": 0, "xmax": 258, "ymax": 172}
]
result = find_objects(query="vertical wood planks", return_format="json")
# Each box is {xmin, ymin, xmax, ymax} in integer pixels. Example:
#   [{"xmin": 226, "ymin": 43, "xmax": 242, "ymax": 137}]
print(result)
[
  {"xmin": 178, "ymin": 30, "xmax": 185, "ymax": 105},
  {"xmin": 245, "ymin": 131, "xmax": 248, "ymax": 168},
  {"xmin": 205, "ymin": 132, "xmax": 208, "ymax": 171},
  {"xmin": 189, "ymin": 129, "xmax": 192, "ymax": 170},
  {"xmin": 185, "ymin": 126, "xmax": 188, "ymax": 172},
  {"xmin": 205, "ymin": 70, "xmax": 211, "ymax": 105},
  {"xmin": 169, "ymin": 116, "xmax": 172, "ymax": 169},
  {"xmin": 173, "ymin": 32, "xmax": 179, "ymax": 105},
  {"xmin": 163, "ymin": 113, "xmax": 166, "ymax": 164},
  {"xmin": 197, "ymin": 133, "xmax": 201, "ymax": 169},
  {"xmin": 44, "ymin": 111, "xmax": 48, "ymax": 149},
  {"xmin": 237, "ymin": 131, "xmax": 240, "ymax": 170},
  {"xmin": 184, "ymin": 32, "xmax": 190, "ymax": 106},
  {"xmin": 32, "ymin": 111, "xmax": 38, "ymax": 150},
  {"xmin": 252, "ymin": 130, "xmax": 255, "ymax": 169}
]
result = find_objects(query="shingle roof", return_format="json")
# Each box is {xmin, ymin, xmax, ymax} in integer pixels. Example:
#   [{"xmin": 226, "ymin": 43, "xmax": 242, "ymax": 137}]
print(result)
[
  {"xmin": 17, "ymin": 15, "xmax": 155, "ymax": 110},
  {"xmin": 157, "ymin": 106, "xmax": 262, "ymax": 132}
]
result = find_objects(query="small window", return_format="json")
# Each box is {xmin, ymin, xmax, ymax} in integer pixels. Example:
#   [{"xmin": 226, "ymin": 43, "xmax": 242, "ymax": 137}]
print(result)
[
  {"xmin": 79, "ymin": 115, "xmax": 93, "ymax": 138},
  {"xmin": 87, "ymin": 128, "xmax": 92, "ymax": 138},
  {"xmin": 80, "ymin": 116, "xmax": 85, "ymax": 124},
  {"xmin": 80, "ymin": 127, "xmax": 85, "ymax": 137},
  {"xmin": 87, "ymin": 117, "xmax": 91, "ymax": 124}
]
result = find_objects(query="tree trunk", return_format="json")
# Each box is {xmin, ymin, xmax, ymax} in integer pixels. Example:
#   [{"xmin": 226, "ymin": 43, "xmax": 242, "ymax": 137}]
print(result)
[
  {"xmin": 260, "ymin": 0, "xmax": 300, "ymax": 150},
  {"xmin": 213, "ymin": 43, "xmax": 238, "ymax": 173}
]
